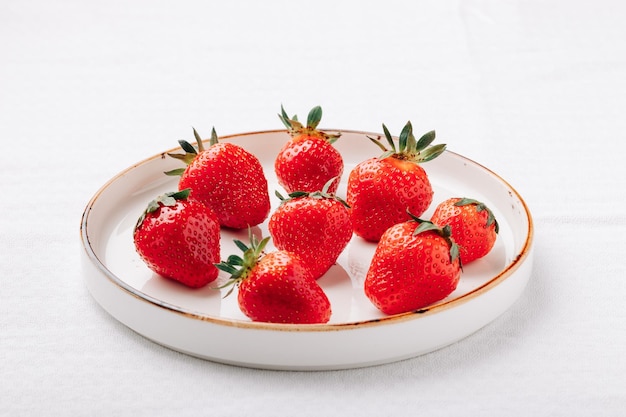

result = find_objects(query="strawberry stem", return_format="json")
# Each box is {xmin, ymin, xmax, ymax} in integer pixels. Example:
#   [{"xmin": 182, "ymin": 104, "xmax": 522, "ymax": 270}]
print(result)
[
  {"xmin": 454, "ymin": 198, "xmax": 500, "ymax": 233},
  {"xmin": 215, "ymin": 228, "xmax": 270, "ymax": 296},
  {"xmin": 278, "ymin": 104, "xmax": 341, "ymax": 143},
  {"xmin": 165, "ymin": 127, "xmax": 221, "ymax": 176},
  {"xmin": 407, "ymin": 211, "xmax": 462, "ymax": 268},
  {"xmin": 134, "ymin": 189, "xmax": 191, "ymax": 232},
  {"xmin": 274, "ymin": 177, "xmax": 349, "ymax": 208},
  {"xmin": 368, "ymin": 121, "xmax": 446, "ymax": 164}
]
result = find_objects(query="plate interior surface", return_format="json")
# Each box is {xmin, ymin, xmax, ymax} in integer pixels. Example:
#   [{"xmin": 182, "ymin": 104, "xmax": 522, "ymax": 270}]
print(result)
[{"xmin": 81, "ymin": 129, "xmax": 533, "ymax": 369}]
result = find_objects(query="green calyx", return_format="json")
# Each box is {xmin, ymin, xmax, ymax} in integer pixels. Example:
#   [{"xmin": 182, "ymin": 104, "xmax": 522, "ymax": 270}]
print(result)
[
  {"xmin": 215, "ymin": 229, "xmax": 270, "ymax": 297},
  {"xmin": 165, "ymin": 127, "xmax": 220, "ymax": 176},
  {"xmin": 367, "ymin": 121, "xmax": 446, "ymax": 164},
  {"xmin": 278, "ymin": 104, "xmax": 341, "ymax": 144},
  {"xmin": 407, "ymin": 211, "xmax": 462, "ymax": 268},
  {"xmin": 134, "ymin": 188, "xmax": 191, "ymax": 232},
  {"xmin": 454, "ymin": 198, "xmax": 500, "ymax": 234},
  {"xmin": 274, "ymin": 177, "xmax": 350, "ymax": 208}
]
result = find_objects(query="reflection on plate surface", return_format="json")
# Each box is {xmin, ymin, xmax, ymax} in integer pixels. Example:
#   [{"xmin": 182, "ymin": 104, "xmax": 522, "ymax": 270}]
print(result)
[{"xmin": 80, "ymin": 129, "xmax": 533, "ymax": 370}]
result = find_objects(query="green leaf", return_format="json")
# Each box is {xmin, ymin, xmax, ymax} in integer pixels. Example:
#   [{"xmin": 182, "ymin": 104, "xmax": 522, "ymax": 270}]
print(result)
[
  {"xmin": 275, "ymin": 190, "xmax": 286, "ymax": 201},
  {"xmin": 418, "ymin": 143, "xmax": 446, "ymax": 162},
  {"xmin": 406, "ymin": 130, "xmax": 417, "ymax": 153},
  {"xmin": 192, "ymin": 128, "xmax": 206, "ymax": 152},
  {"xmin": 166, "ymin": 152, "xmax": 186, "ymax": 161},
  {"xmin": 454, "ymin": 197, "xmax": 480, "ymax": 207},
  {"xmin": 367, "ymin": 135, "xmax": 389, "ymax": 152},
  {"xmin": 449, "ymin": 239, "xmax": 461, "ymax": 264},
  {"xmin": 382, "ymin": 123, "xmax": 396, "ymax": 152},
  {"xmin": 166, "ymin": 135, "xmax": 200, "ymax": 167},
  {"xmin": 455, "ymin": 198, "xmax": 499, "ymax": 234},
  {"xmin": 159, "ymin": 195, "xmax": 177, "ymax": 207},
  {"xmin": 415, "ymin": 130, "xmax": 436, "ymax": 151},
  {"xmin": 179, "ymin": 139, "xmax": 197, "ymax": 155},
  {"xmin": 334, "ymin": 195, "xmax": 350, "ymax": 208},
  {"xmin": 168, "ymin": 189, "xmax": 191, "ymax": 200},
  {"xmin": 226, "ymin": 254, "xmax": 244, "ymax": 266},
  {"xmin": 145, "ymin": 199, "xmax": 160, "ymax": 214},
  {"xmin": 164, "ymin": 168, "xmax": 186, "ymax": 177},
  {"xmin": 307, "ymin": 106, "xmax": 323, "ymax": 130},
  {"xmin": 209, "ymin": 127, "xmax": 219, "ymax": 147},
  {"xmin": 287, "ymin": 191, "xmax": 308, "ymax": 199},
  {"xmin": 398, "ymin": 121, "xmax": 412, "ymax": 152},
  {"xmin": 215, "ymin": 262, "xmax": 239, "ymax": 275},
  {"xmin": 326, "ymin": 132, "xmax": 341, "ymax": 144},
  {"xmin": 256, "ymin": 236, "xmax": 270, "ymax": 255},
  {"xmin": 321, "ymin": 177, "xmax": 338, "ymax": 194},
  {"xmin": 233, "ymin": 239, "xmax": 249, "ymax": 252},
  {"xmin": 413, "ymin": 220, "xmax": 440, "ymax": 235},
  {"xmin": 278, "ymin": 105, "xmax": 292, "ymax": 129},
  {"xmin": 141, "ymin": 189, "xmax": 189, "ymax": 220}
]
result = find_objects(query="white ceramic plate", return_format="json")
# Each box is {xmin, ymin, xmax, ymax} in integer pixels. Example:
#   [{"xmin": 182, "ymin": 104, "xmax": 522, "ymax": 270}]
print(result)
[{"xmin": 80, "ymin": 129, "xmax": 534, "ymax": 370}]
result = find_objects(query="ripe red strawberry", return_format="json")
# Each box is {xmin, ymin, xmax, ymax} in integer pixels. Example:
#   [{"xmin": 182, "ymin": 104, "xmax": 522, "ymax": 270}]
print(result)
[
  {"xmin": 268, "ymin": 179, "xmax": 353, "ymax": 280},
  {"xmin": 347, "ymin": 121, "xmax": 445, "ymax": 242},
  {"xmin": 166, "ymin": 127, "xmax": 270, "ymax": 229},
  {"xmin": 216, "ymin": 233, "xmax": 331, "ymax": 324},
  {"xmin": 364, "ymin": 217, "xmax": 461, "ymax": 315},
  {"xmin": 430, "ymin": 197, "xmax": 499, "ymax": 264},
  {"xmin": 275, "ymin": 105, "xmax": 343, "ymax": 194},
  {"xmin": 133, "ymin": 189, "xmax": 221, "ymax": 288}
]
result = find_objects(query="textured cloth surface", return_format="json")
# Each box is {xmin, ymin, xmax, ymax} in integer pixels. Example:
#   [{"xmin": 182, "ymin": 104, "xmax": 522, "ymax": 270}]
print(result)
[{"xmin": 1, "ymin": 1, "xmax": 625, "ymax": 416}]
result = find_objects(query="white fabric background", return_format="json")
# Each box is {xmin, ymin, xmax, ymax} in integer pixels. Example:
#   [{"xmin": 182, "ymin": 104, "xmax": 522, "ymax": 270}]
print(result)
[{"xmin": 1, "ymin": 0, "xmax": 624, "ymax": 415}]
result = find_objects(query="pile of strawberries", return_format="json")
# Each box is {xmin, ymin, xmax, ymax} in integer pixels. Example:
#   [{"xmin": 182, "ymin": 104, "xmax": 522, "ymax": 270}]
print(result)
[{"xmin": 133, "ymin": 106, "xmax": 499, "ymax": 324}]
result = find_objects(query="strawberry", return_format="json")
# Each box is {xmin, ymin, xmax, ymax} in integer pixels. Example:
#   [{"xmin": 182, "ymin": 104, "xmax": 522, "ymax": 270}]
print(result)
[
  {"xmin": 267, "ymin": 178, "xmax": 353, "ymax": 280},
  {"xmin": 133, "ymin": 189, "xmax": 221, "ymax": 288},
  {"xmin": 347, "ymin": 121, "xmax": 445, "ymax": 242},
  {"xmin": 364, "ymin": 216, "xmax": 461, "ymax": 315},
  {"xmin": 166, "ymin": 127, "xmax": 270, "ymax": 229},
  {"xmin": 275, "ymin": 105, "xmax": 343, "ymax": 194},
  {"xmin": 430, "ymin": 197, "xmax": 499, "ymax": 264},
  {"xmin": 216, "ymin": 232, "xmax": 331, "ymax": 324}
]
